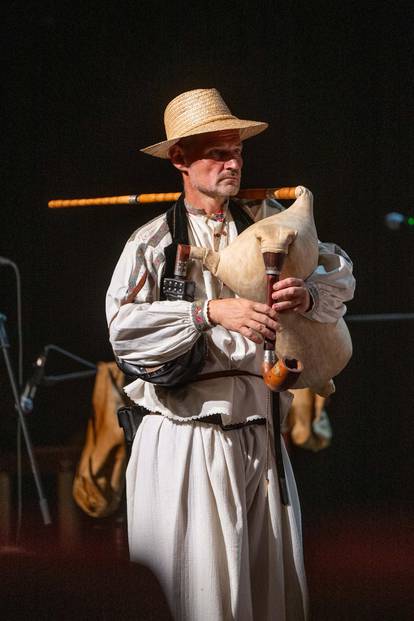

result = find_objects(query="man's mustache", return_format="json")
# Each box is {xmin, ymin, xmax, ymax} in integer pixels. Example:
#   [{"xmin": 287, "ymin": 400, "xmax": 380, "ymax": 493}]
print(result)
[{"xmin": 218, "ymin": 172, "xmax": 240, "ymax": 181}]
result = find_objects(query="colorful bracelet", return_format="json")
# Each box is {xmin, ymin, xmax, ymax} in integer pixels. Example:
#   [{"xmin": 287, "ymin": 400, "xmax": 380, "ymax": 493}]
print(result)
[{"xmin": 191, "ymin": 299, "xmax": 214, "ymax": 332}]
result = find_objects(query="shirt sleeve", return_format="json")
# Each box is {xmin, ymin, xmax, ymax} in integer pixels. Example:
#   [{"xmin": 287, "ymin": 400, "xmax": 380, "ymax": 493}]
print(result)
[
  {"xmin": 106, "ymin": 236, "xmax": 203, "ymax": 367},
  {"xmin": 302, "ymin": 242, "xmax": 356, "ymax": 323}
]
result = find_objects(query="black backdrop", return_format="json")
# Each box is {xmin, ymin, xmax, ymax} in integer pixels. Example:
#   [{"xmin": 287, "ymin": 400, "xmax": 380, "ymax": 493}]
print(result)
[{"xmin": 2, "ymin": 0, "xmax": 413, "ymax": 525}]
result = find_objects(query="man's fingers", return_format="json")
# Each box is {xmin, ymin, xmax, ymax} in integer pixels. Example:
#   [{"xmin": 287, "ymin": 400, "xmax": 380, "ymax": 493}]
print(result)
[
  {"xmin": 246, "ymin": 320, "xmax": 276, "ymax": 341},
  {"xmin": 272, "ymin": 282, "xmax": 310, "ymax": 312},
  {"xmin": 240, "ymin": 325, "xmax": 263, "ymax": 344},
  {"xmin": 273, "ymin": 278, "xmax": 304, "ymax": 291},
  {"xmin": 272, "ymin": 286, "xmax": 302, "ymax": 302},
  {"xmin": 210, "ymin": 298, "xmax": 281, "ymax": 341},
  {"xmin": 251, "ymin": 311, "xmax": 278, "ymax": 331},
  {"xmin": 272, "ymin": 300, "xmax": 298, "ymax": 312},
  {"xmin": 252, "ymin": 302, "xmax": 277, "ymax": 318}
]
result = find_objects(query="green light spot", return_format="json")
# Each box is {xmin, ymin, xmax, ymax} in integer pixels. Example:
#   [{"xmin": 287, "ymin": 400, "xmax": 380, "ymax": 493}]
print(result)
[{"xmin": 408, "ymin": 217, "xmax": 414, "ymax": 226}]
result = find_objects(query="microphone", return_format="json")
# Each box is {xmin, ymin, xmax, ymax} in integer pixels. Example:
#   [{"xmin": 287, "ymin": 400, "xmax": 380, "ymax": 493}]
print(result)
[
  {"xmin": 20, "ymin": 353, "xmax": 47, "ymax": 414},
  {"xmin": 384, "ymin": 212, "xmax": 414, "ymax": 231}
]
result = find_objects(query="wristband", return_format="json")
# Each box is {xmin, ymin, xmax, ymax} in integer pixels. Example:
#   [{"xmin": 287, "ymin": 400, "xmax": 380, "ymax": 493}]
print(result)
[{"xmin": 191, "ymin": 299, "xmax": 214, "ymax": 332}]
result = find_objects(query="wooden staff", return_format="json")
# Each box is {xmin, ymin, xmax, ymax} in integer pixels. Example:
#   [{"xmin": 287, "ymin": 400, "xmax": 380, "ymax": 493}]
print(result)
[{"xmin": 47, "ymin": 187, "xmax": 297, "ymax": 208}]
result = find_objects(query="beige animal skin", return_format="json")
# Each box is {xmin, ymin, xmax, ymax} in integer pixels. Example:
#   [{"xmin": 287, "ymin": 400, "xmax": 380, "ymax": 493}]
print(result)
[{"xmin": 189, "ymin": 186, "xmax": 352, "ymax": 396}]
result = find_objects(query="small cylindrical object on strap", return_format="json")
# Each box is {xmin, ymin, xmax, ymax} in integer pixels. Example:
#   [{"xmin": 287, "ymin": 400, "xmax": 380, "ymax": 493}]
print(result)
[{"xmin": 174, "ymin": 244, "xmax": 191, "ymax": 279}]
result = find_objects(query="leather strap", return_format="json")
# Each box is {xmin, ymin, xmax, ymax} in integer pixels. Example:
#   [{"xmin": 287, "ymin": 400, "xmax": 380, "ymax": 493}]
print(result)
[
  {"xmin": 228, "ymin": 200, "xmax": 255, "ymax": 231},
  {"xmin": 191, "ymin": 369, "xmax": 262, "ymax": 382},
  {"xmin": 161, "ymin": 195, "xmax": 189, "ymax": 300},
  {"xmin": 194, "ymin": 413, "xmax": 266, "ymax": 430}
]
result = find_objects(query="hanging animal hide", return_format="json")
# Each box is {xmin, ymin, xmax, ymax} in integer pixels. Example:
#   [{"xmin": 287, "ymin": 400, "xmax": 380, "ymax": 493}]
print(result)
[{"xmin": 73, "ymin": 361, "xmax": 126, "ymax": 518}]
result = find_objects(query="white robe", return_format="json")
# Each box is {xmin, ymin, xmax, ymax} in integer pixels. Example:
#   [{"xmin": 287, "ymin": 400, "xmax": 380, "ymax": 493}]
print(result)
[{"xmin": 106, "ymin": 199, "xmax": 355, "ymax": 620}]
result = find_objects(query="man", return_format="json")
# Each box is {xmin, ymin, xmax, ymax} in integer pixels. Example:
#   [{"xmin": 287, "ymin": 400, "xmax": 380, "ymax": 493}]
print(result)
[{"xmin": 106, "ymin": 88, "xmax": 355, "ymax": 620}]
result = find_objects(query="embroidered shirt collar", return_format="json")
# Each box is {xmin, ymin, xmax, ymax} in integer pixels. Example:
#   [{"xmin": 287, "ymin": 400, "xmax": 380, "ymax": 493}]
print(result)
[{"xmin": 184, "ymin": 198, "xmax": 229, "ymax": 221}]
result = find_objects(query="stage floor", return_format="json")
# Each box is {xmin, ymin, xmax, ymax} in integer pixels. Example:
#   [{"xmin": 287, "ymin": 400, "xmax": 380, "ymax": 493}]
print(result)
[{"xmin": 1, "ymin": 469, "xmax": 413, "ymax": 620}]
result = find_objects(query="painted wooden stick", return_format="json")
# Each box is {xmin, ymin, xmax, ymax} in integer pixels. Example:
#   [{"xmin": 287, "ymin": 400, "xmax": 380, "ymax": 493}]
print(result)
[{"xmin": 48, "ymin": 187, "xmax": 297, "ymax": 208}]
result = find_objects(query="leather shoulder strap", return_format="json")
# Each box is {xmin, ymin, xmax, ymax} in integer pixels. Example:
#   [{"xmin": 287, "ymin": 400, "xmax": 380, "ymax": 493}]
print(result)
[
  {"xmin": 228, "ymin": 200, "xmax": 255, "ymax": 234},
  {"xmin": 161, "ymin": 194, "xmax": 189, "ymax": 299},
  {"xmin": 165, "ymin": 193, "xmax": 189, "ymax": 244}
]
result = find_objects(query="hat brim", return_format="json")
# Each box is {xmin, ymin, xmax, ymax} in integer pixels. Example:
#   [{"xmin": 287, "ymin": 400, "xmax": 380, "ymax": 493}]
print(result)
[{"xmin": 140, "ymin": 118, "xmax": 268, "ymax": 159}]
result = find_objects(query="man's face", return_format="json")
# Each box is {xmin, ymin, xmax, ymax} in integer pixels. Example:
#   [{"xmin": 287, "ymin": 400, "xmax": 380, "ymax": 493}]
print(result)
[{"xmin": 176, "ymin": 130, "xmax": 243, "ymax": 199}]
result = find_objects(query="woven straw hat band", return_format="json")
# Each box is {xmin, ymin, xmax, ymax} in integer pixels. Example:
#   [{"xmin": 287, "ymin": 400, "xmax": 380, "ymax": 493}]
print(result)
[{"xmin": 140, "ymin": 88, "xmax": 268, "ymax": 158}]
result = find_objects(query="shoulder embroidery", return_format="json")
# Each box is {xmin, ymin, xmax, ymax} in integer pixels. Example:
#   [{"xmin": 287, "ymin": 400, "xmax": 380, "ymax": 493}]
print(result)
[
  {"xmin": 122, "ymin": 270, "xmax": 148, "ymax": 306},
  {"xmin": 144, "ymin": 219, "xmax": 170, "ymax": 248},
  {"xmin": 127, "ymin": 216, "xmax": 170, "ymax": 293}
]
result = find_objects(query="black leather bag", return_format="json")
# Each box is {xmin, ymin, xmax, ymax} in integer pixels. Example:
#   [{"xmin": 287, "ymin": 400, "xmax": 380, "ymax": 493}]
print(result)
[{"xmin": 116, "ymin": 334, "xmax": 207, "ymax": 388}]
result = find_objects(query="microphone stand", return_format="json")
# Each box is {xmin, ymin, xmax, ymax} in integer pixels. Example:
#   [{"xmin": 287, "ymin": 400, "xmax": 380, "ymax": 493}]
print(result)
[
  {"xmin": 41, "ymin": 344, "xmax": 97, "ymax": 386},
  {"xmin": 0, "ymin": 314, "xmax": 51, "ymax": 526},
  {"xmin": 346, "ymin": 313, "xmax": 414, "ymax": 323}
]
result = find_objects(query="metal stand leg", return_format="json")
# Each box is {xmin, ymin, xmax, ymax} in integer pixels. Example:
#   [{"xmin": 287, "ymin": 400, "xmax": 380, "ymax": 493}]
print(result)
[
  {"xmin": 0, "ymin": 470, "xmax": 11, "ymax": 544},
  {"xmin": 0, "ymin": 314, "xmax": 51, "ymax": 526},
  {"xmin": 57, "ymin": 458, "xmax": 80, "ymax": 551}
]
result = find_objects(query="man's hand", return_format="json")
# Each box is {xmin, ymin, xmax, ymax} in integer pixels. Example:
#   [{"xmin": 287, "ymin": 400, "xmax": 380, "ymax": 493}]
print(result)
[
  {"xmin": 271, "ymin": 277, "xmax": 312, "ymax": 313},
  {"xmin": 208, "ymin": 298, "xmax": 278, "ymax": 344}
]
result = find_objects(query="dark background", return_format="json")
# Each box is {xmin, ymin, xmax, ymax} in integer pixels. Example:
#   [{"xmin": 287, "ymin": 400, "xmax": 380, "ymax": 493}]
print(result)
[{"xmin": 1, "ymin": 0, "xmax": 413, "ymax": 615}]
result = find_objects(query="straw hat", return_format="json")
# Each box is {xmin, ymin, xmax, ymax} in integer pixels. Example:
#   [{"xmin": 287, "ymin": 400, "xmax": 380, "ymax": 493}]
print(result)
[{"xmin": 141, "ymin": 88, "xmax": 268, "ymax": 158}]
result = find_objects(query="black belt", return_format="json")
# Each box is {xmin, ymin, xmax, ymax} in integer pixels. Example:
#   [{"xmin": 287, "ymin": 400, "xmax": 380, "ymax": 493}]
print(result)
[
  {"xmin": 194, "ymin": 413, "xmax": 266, "ymax": 431},
  {"xmin": 118, "ymin": 407, "xmax": 267, "ymax": 447}
]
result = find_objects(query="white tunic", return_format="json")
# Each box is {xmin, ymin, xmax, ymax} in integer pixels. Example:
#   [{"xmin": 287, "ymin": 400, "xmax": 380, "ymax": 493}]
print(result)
[
  {"xmin": 106, "ymin": 200, "xmax": 355, "ymax": 426},
  {"xmin": 106, "ymin": 199, "xmax": 355, "ymax": 620}
]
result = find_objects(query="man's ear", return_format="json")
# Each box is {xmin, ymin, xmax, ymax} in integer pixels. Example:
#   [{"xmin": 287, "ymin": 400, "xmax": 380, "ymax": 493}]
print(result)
[{"xmin": 169, "ymin": 144, "xmax": 188, "ymax": 172}]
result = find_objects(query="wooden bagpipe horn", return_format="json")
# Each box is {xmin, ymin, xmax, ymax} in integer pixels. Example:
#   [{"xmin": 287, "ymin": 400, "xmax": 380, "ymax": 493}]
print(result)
[{"xmin": 47, "ymin": 187, "xmax": 297, "ymax": 208}]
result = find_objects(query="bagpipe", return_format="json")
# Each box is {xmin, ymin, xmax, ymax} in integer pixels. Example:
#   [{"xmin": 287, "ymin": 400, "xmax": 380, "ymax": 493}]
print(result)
[{"xmin": 49, "ymin": 186, "xmax": 352, "ymax": 398}]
